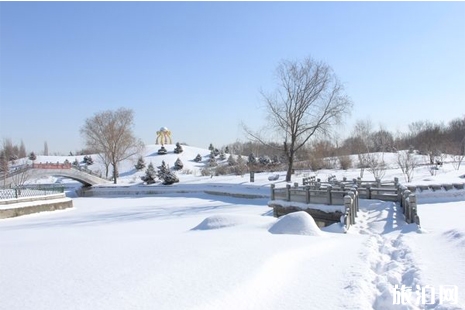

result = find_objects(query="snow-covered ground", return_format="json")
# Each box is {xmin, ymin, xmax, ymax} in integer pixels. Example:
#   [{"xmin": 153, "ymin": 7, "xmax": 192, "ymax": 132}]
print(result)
[{"xmin": 1, "ymin": 145, "xmax": 464, "ymax": 309}]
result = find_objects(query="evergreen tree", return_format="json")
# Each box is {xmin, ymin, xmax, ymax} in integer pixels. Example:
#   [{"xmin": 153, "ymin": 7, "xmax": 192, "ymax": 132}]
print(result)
[
  {"xmin": 248, "ymin": 153, "xmax": 257, "ymax": 166},
  {"xmin": 208, "ymin": 143, "xmax": 214, "ymax": 151},
  {"xmin": 174, "ymin": 142, "xmax": 184, "ymax": 154},
  {"xmin": 208, "ymin": 151, "xmax": 218, "ymax": 167},
  {"xmin": 157, "ymin": 160, "xmax": 179, "ymax": 185},
  {"xmin": 161, "ymin": 170, "xmax": 179, "ymax": 185},
  {"xmin": 157, "ymin": 160, "xmax": 169, "ymax": 179},
  {"xmin": 73, "ymin": 158, "xmax": 79, "ymax": 167},
  {"xmin": 134, "ymin": 156, "xmax": 146, "ymax": 170},
  {"xmin": 194, "ymin": 154, "xmax": 202, "ymax": 162},
  {"xmin": 157, "ymin": 146, "xmax": 167, "ymax": 155},
  {"xmin": 225, "ymin": 146, "xmax": 230, "ymax": 154},
  {"xmin": 83, "ymin": 155, "xmax": 94, "ymax": 165},
  {"xmin": 174, "ymin": 157, "xmax": 184, "ymax": 170},
  {"xmin": 259, "ymin": 155, "xmax": 271, "ymax": 166},
  {"xmin": 28, "ymin": 152, "xmax": 37, "ymax": 161},
  {"xmin": 141, "ymin": 162, "xmax": 157, "ymax": 184}
]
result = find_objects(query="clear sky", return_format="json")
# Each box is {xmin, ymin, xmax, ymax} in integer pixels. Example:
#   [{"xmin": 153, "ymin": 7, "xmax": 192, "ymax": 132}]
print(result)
[{"xmin": 1, "ymin": 1, "xmax": 464, "ymax": 154}]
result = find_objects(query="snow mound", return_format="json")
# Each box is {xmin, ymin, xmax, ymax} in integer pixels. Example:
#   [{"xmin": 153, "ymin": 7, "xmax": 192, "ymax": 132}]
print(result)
[
  {"xmin": 191, "ymin": 214, "xmax": 269, "ymax": 230},
  {"xmin": 321, "ymin": 222, "xmax": 347, "ymax": 234},
  {"xmin": 268, "ymin": 211, "xmax": 322, "ymax": 236}
]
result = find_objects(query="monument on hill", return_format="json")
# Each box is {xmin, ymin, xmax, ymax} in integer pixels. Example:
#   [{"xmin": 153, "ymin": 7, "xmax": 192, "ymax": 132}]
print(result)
[
  {"xmin": 156, "ymin": 127, "xmax": 172, "ymax": 155},
  {"xmin": 156, "ymin": 127, "xmax": 172, "ymax": 145}
]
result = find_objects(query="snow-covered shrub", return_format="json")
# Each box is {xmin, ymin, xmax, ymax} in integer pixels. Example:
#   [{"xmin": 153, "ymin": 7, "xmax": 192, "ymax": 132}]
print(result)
[{"xmin": 214, "ymin": 165, "xmax": 230, "ymax": 176}]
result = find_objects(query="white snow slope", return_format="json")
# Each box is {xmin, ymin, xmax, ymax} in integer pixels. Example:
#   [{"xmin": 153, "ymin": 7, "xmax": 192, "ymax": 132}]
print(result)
[{"xmin": 1, "ymin": 145, "xmax": 464, "ymax": 310}]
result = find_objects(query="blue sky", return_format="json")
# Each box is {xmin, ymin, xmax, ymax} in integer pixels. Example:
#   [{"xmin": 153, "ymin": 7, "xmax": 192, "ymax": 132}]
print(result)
[{"xmin": 1, "ymin": 2, "xmax": 464, "ymax": 154}]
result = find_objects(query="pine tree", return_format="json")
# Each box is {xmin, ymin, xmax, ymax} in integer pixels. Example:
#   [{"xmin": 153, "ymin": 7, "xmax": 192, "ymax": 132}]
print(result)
[
  {"xmin": 134, "ymin": 156, "xmax": 146, "ymax": 170},
  {"xmin": 141, "ymin": 162, "xmax": 157, "ymax": 184},
  {"xmin": 157, "ymin": 160, "xmax": 169, "ymax": 179},
  {"xmin": 87, "ymin": 156, "xmax": 94, "ymax": 165},
  {"xmin": 174, "ymin": 142, "xmax": 184, "ymax": 154},
  {"xmin": 161, "ymin": 170, "xmax": 179, "ymax": 185},
  {"xmin": 83, "ymin": 155, "xmax": 94, "ymax": 165},
  {"xmin": 248, "ymin": 153, "xmax": 257, "ymax": 166},
  {"xmin": 208, "ymin": 143, "xmax": 214, "ymax": 151},
  {"xmin": 174, "ymin": 158, "xmax": 184, "ymax": 170},
  {"xmin": 208, "ymin": 151, "xmax": 218, "ymax": 167},
  {"xmin": 28, "ymin": 152, "xmax": 37, "ymax": 161},
  {"xmin": 194, "ymin": 154, "xmax": 202, "ymax": 162},
  {"xmin": 225, "ymin": 146, "xmax": 230, "ymax": 154},
  {"xmin": 157, "ymin": 160, "xmax": 179, "ymax": 185}
]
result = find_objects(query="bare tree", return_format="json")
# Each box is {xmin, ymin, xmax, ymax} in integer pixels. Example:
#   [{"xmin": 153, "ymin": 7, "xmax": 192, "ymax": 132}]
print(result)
[
  {"xmin": 19, "ymin": 140, "xmax": 27, "ymax": 159},
  {"xmin": 80, "ymin": 108, "xmax": 144, "ymax": 184},
  {"xmin": 352, "ymin": 120, "xmax": 373, "ymax": 178},
  {"xmin": 397, "ymin": 150, "xmax": 417, "ymax": 182},
  {"xmin": 244, "ymin": 56, "xmax": 352, "ymax": 182}
]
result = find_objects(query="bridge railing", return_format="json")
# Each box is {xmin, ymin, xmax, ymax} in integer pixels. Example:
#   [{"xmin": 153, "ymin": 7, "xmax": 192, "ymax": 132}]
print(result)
[
  {"xmin": 32, "ymin": 162, "xmax": 72, "ymax": 169},
  {"xmin": 0, "ymin": 185, "xmax": 65, "ymax": 200}
]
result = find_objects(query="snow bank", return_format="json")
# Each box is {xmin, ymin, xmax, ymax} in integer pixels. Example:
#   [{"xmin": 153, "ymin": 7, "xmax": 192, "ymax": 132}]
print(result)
[
  {"xmin": 191, "ymin": 214, "xmax": 273, "ymax": 230},
  {"xmin": 268, "ymin": 211, "xmax": 322, "ymax": 236}
]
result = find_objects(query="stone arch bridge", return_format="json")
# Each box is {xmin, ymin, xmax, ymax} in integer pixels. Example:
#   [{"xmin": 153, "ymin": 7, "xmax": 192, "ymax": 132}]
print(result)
[{"xmin": 2, "ymin": 163, "xmax": 110, "ymax": 187}]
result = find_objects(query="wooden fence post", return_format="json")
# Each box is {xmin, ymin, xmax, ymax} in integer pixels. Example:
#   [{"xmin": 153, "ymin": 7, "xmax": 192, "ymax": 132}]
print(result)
[
  {"xmin": 305, "ymin": 186, "xmax": 310, "ymax": 204},
  {"xmin": 270, "ymin": 184, "xmax": 275, "ymax": 201}
]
